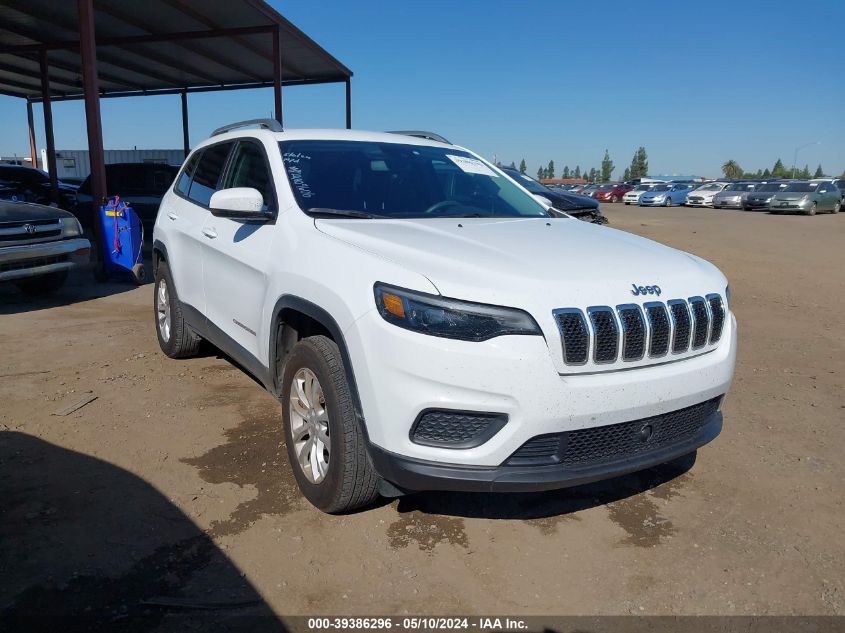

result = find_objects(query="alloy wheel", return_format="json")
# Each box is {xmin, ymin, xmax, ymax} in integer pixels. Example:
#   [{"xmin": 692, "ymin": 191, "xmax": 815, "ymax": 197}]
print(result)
[
  {"xmin": 289, "ymin": 368, "xmax": 331, "ymax": 484},
  {"xmin": 156, "ymin": 279, "xmax": 171, "ymax": 343}
]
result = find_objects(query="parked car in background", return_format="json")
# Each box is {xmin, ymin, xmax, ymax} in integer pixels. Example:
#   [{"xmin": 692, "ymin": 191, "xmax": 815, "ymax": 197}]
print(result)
[
  {"xmin": 743, "ymin": 181, "xmax": 788, "ymax": 211},
  {"xmin": 769, "ymin": 181, "xmax": 842, "ymax": 215},
  {"xmin": 686, "ymin": 182, "xmax": 729, "ymax": 207},
  {"xmin": 712, "ymin": 182, "xmax": 757, "ymax": 209},
  {"xmin": 0, "ymin": 165, "xmax": 77, "ymax": 212},
  {"xmin": 623, "ymin": 183, "xmax": 655, "ymax": 205},
  {"xmin": 580, "ymin": 184, "xmax": 599, "ymax": 197},
  {"xmin": 75, "ymin": 163, "xmax": 179, "ymax": 232},
  {"xmin": 834, "ymin": 179, "xmax": 845, "ymax": 201},
  {"xmin": 0, "ymin": 199, "xmax": 90, "ymax": 295},
  {"xmin": 502, "ymin": 168, "xmax": 607, "ymax": 224},
  {"xmin": 590, "ymin": 183, "xmax": 634, "ymax": 203},
  {"xmin": 638, "ymin": 183, "xmax": 695, "ymax": 207}
]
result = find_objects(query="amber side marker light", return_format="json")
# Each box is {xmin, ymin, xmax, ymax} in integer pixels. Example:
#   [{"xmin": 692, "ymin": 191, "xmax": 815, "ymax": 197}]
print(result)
[{"xmin": 381, "ymin": 292, "xmax": 406, "ymax": 318}]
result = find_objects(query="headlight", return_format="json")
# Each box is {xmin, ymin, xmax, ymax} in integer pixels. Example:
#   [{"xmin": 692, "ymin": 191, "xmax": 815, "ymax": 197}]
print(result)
[
  {"xmin": 374, "ymin": 283, "xmax": 542, "ymax": 341},
  {"xmin": 59, "ymin": 217, "xmax": 83, "ymax": 237},
  {"xmin": 653, "ymin": 195, "xmax": 665, "ymax": 202}
]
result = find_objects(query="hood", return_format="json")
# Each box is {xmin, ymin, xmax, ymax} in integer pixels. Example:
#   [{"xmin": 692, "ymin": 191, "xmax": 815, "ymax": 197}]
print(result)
[
  {"xmin": 0, "ymin": 199, "xmax": 75, "ymax": 222},
  {"xmin": 641, "ymin": 190, "xmax": 669, "ymax": 198},
  {"xmin": 315, "ymin": 217, "xmax": 725, "ymax": 310},
  {"xmin": 772, "ymin": 192, "xmax": 809, "ymax": 201},
  {"xmin": 543, "ymin": 189, "xmax": 599, "ymax": 210}
]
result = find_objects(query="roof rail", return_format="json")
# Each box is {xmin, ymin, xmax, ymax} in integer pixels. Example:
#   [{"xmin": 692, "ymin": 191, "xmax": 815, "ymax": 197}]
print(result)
[
  {"xmin": 388, "ymin": 130, "xmax": 451, "ymax": 145},
  {"xmin": 211, "ymin": 118, "xmax": 283, "ymax": 137}
]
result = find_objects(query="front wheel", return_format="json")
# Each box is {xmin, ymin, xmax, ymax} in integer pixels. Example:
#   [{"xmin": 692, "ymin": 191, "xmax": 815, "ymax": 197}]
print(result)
[
  {"xmin": 610, "ymin": 196, "xmax": 619, "ymax": 203},
  {"xmin": 154, "ymin": 260, "xmax": 201, "ymax": 358},
  {"xmin": 665, "ymin": 198, "xmax": 673, "ymax": 207},
  {"xmin": 281, "ymin": 336, "xmax": 381, "ymax": 513},
  {"xmin": 832, "ymin": 201, "xmax": 840, "ymax": 214},
  {"xmin": 807, "ymin": 202, "xmax": 817, "ymax": 216}
]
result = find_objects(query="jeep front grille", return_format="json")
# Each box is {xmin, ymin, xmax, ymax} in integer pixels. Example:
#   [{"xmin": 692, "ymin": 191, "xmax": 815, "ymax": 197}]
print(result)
[{"xmin": 555, "ymin": 294, "xmax": 725, "ymax": 368}]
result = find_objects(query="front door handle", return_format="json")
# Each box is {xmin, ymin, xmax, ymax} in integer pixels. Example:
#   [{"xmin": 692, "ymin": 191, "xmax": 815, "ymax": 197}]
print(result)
[
  {"xmin": 167, "ymin": 212, "xmax": 178, "ymax": 221},
  {"xmin": 202, "ymin": 227, "xmax": 217, "ymax": 239}
]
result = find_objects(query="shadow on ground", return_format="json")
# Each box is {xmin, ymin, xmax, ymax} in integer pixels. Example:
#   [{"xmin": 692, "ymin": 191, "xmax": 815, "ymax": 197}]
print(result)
[
  {"xmin": 394, "ymin": 452, "xmax": 696, "ymax": 521},
  {"xmin": 0, "ymin": 432, "xmax": 284, "ymax": 632}
]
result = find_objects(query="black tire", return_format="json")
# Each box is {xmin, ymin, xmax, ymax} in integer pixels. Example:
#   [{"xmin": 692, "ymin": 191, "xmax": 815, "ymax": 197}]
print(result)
[
  {"xmin": 281, "ymin": 335, "xmax": 381, "ymax": 513},
  {"xmin": 154, "ymin": 260, "xmax": 201, "ymax": 358},
  {"xmin": 132, "ymin": 263, "xmax": 147, "ymax": 285},
  {"xmin": 14, "ymin": 270, "xmax": 68, "ymax": 296},
  {"xmin": 831, "ymin": 201, "xmax": 840, "ymax": 214},
  {"xmin": 807, "ymin": 202, "xmax": 817, "ymax": 216},
  {"xmin": 665, "ymin": 198, "xmax": 673, "ymax": 207}
]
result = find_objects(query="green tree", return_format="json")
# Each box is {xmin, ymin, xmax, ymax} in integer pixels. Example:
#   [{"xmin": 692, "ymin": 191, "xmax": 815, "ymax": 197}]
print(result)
[
  {"xmin": 537, "ymin": 167, "xmax": 545, "ymax": 180},
  {"xmin": 800, "ymin": 164, "xmax": 811, "ymax": 179},
  {"xmin": 519, "ymin": 159, "xmax": 527, "ymax": 174},
  {"xmin": 629, "ymin": 146, "xmax": 649, "ymax": 179},
  {"xmin": 814, "ymin": 164, "xmax": 824, "ymax": 178},
  {"xmin": 623, "ymin": 166, "xmax": 631, "ymax": 181},
  {"xmin": 600, "ymin": 149, "xmax": 614, "ymax": 182},
  {"xmin": 562, "ymin": 165, "xmax": 571, "ymax": 179},
  {"xmin": 721, "ymin": 159, "xmax": 743, "ymax": 180},
  {"xmin": 587, "ymin": 167, "xmax": 597, "ymax": 182},
  {"xmin": 772, "ymin": 158, "xmax": 786, "ymax": 178},
  {"xmin": 547, "ymin": 160, "xmax": 555, "ymax": 179},
  {"xmin": 762, "ymin": 168, "xmax": 771, "ymax": 178},
  {"xmin": 574, "ymin": 165, "xmax": 581, "ymax": 179}
]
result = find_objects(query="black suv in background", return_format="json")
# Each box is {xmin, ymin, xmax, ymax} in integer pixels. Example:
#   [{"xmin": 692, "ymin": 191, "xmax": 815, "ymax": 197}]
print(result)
[
  {"xmin": 75, "ymin": 163, "xmax": 179, "ymax": 232},
  {"xmin": 501, "ymin": 167, "xmax": 607, "ymax": 224},
  {"xmin": 0, "ymin": 164, "xmax": 77, "ymax": 212}
]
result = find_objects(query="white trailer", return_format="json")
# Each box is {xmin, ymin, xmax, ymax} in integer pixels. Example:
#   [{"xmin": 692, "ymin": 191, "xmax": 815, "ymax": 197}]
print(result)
[{"xmin": 43, "ymin": 149, "xmax": 185, "ymax": 180}]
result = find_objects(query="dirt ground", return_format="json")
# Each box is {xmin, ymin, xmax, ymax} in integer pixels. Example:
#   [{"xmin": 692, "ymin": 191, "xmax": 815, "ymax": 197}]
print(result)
[{"xmin": 1, "ymin": 204, "xmax": 843, "ymax": 628}]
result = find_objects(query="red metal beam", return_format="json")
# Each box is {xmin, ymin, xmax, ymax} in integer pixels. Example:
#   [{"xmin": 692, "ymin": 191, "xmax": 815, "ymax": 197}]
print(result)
[
  {"xmin": 77, "ymin": 0, "xmax": 107, "ymax": 265},
  {"xmin": 181, "ymin": 91, "xmax": 190, "ymax": 158},
  {"xmin": 0, "ymin": 25, "xmax": 277, "ymax": 54},
  {"xmin": 26, "ymin": 100, "xmax": 37, "ymax": 167},
  {"xmin": 272, "ymin": 26, "xmax": 282, "ymax": 125},
  {"xmin": 345, "ymin": 78, "xmax": 352, "ymax": 129},
  {"xmin": 38, "ymin": 51, "xmax": 59, "ymax": 205}
]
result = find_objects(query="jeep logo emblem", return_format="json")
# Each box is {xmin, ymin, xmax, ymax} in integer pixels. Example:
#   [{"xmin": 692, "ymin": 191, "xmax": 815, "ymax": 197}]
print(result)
[
  {"xmin": 631, "ymin": 284, "xmax": 661, "ymax": 297},
  {"xmin": 22, "ymin": 223, "xmax": 37, "ymax": 234}
]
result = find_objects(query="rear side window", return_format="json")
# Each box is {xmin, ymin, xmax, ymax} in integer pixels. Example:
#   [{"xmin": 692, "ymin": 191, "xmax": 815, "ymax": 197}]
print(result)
[
  {"xmin": 174, "ymin": 153, "xmax": 200, "ymax": 196},
  {"xmin": 187, "ymin": 142, "xmax": 232, "ymax": 206}
]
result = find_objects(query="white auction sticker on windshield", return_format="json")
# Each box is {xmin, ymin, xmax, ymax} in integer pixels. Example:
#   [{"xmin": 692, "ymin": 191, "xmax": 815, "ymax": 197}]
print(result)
[{"xmin": 446, "ymin": 155, "xmax": 498, "ymax": 177}]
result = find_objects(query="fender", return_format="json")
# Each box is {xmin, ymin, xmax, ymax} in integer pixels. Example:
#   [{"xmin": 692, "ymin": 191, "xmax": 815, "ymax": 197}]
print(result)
[
  {"xmin": 152, "ymin": 239, "xmax": 168, "ymax": 275},
  {"xmin": 269, "ymin": 295, "xmax": 368, "ymax": 432}
]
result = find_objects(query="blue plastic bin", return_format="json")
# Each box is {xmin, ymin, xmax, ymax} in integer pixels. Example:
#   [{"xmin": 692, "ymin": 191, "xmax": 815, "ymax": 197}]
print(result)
[{"xmin": 97, "ymin": 197, "xmax": 146, "ymax": 284}]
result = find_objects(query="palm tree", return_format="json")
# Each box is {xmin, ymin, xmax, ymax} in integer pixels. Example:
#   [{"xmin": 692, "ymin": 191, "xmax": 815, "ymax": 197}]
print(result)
[{"xmin": 721, "ymin": 160, "xmax": 743, "ymax": 180}]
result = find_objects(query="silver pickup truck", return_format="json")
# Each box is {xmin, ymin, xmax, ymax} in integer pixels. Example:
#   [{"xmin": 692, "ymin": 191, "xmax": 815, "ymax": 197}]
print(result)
[{"xmin": 0, "ymin": 200, "xmax": 90, "ymax": 295}]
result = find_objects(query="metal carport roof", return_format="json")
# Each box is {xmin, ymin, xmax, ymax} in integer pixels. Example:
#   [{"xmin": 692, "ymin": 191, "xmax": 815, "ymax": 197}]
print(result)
[{"xmin": 0, "ymin": 0, "xmax": 352, "ymax": 100}]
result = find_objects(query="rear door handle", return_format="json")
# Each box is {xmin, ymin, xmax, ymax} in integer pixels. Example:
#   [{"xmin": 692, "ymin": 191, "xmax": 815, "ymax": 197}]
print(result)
[{"xmin": 202, "ymin": 227, "xmax": 217, "ymax": 239}]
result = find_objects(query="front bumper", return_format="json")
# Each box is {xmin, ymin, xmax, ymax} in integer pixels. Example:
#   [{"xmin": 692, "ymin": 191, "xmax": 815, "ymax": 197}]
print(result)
[
  {"xmin": 685, "ymin": 198, "xmax": 711, "ymax": 207},
  {"xmin": 713, "ymin": 199, "xmax": 743, "ymax": 208},
  {"xmin": 347, "ymin": 309, "xmax": 736, "ymax": 469},
  {"xmin": 370, "ymin": 409, "xmax": 722, "ymax": 492},
  {"xmin": 639, "ymin": 198, "xmax": 664, "ymax": 206},
  {"xmin": 0, "ymin": 238, "xmax": 91, "ymax": 282}
]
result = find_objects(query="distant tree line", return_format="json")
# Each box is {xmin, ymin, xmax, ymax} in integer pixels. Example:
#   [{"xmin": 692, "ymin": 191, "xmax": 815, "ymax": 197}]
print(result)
[
  {"xmin": 521, "ymin": 147, "xmax": 648, "ymax": 183},
  {"xmin": 720, "ymin": 158, "xmax": 829, "ymax": 180}
]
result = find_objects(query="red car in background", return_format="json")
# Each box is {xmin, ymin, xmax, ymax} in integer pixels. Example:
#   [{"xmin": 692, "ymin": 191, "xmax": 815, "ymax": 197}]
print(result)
[{"xmin": 591, "ymin": 183, "xmax": 634, "ymax": 203}]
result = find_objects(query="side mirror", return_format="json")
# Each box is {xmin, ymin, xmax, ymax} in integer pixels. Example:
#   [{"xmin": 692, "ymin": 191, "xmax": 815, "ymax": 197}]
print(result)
[
  {"xmin": 532, "ymin": 194, "xmax": 553, "ymax": 207},
  {"xmin": 209, "ymin": 187, "xmax": 268, "ymax": 220}
]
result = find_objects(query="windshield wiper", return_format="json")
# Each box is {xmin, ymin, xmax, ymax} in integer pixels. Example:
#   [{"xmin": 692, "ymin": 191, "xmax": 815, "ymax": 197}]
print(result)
[{"xmin": 307, "ymin": 207, "xmax": 385, "ymax": 219}]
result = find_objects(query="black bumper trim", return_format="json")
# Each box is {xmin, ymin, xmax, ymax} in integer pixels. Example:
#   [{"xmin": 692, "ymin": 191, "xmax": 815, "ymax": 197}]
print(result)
[{"xmin": 369, "ymin": 411, "xmax": 722, "ymax": 493}]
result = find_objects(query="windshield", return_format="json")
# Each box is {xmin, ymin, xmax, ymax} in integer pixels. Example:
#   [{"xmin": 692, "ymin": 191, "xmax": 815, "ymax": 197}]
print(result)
[
  {"xmin": 650, "ymin": 185, "xmax": 670, "ymax": 192},
  {"xmin": 596, "ymin": 184, "xmax": 616, "ymax": 191},
  {"xmin": 783, "ymin": 182, "xmax": 818, "ymax": 193},
  {"xmin": 280, "ymin": 141, "xmax": 548, "ymax": 219},
  {"xmin": 634, "ymin": 184, "xmax": 651, "ymax": 191},
  {"xmin": 756, "ymin": 183, "xmax": 784, "ymax": 192},
  {"xmin": 696, "ymin": 183, "xmax": 723, "ymax": 191},
  {"xmin": 724, "ymin": 183, "xmax": 753, "ymax": 191},
  {"xmin": 502, "ymin": 169, "xmax": 548, "ymax": 194}
]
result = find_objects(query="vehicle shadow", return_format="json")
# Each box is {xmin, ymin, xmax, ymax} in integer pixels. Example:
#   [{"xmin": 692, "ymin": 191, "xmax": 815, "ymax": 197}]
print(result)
[
  {"xmin": 0, "ymin": 259, "xmax": 151, "ymax": 316},
  {"xmin": 0, "ymin": 431, "xmax": 285, "ymax": 632},
  {"xmin": 393, "ymin": 452, "xmax": 696, "ymax": 520}
]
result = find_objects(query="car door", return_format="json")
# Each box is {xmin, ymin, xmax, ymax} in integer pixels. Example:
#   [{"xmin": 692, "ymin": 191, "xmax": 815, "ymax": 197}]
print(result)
[
  {"xmin": 166, "ymin": 142, "xmax": 234, "ymax": 317},
  {"xmin": 200, "ymin": 138, "xmax": 277, "ymax": 362}
]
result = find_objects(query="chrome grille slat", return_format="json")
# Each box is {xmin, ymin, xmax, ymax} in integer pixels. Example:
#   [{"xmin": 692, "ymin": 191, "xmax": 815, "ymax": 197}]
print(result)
[{"xmin": 556, "ymin": 295, "xmax": 725, "ymax": 368}]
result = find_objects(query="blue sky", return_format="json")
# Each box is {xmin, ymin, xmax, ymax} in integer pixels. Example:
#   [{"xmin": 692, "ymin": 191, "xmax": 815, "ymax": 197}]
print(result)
[{"xmin": 2, "ymin": 0, "xmax": 843, "ymax": 178}]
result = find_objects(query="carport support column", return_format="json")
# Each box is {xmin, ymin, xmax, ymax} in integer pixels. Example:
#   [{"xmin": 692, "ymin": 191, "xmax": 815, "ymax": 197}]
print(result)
[
  {"xmin": 345, "ymin": 78, "xmax": 351, "ymax": 129},
  {"xmin": 181, "ymin": 90, "xmax": 189, "ymax": 158},
  {"xmin": 26, "ymin": 99, "xmax": 37, "ymax": 168},
  {"xmin": 38, "ymin": 51, "xmax": 59, "ymax": 205},
  {"xmin": 272, "ymin": 26, "xmax": 282, "ymax": 125},
  {"xmin": 77, "ymin": 0, "xmax": 107, "ymax": 263}
]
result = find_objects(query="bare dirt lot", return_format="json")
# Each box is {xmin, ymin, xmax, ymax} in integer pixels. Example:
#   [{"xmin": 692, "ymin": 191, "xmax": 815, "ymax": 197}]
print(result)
[{"xmin": 1, "ymin": 205, "xmax": 843, "ymax": 629}]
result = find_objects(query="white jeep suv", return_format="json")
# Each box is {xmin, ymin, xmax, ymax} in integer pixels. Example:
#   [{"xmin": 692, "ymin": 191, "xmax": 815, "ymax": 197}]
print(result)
[{"xmin": 153, "ymin": 120, "xmax": 736, "ymax": 513}]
